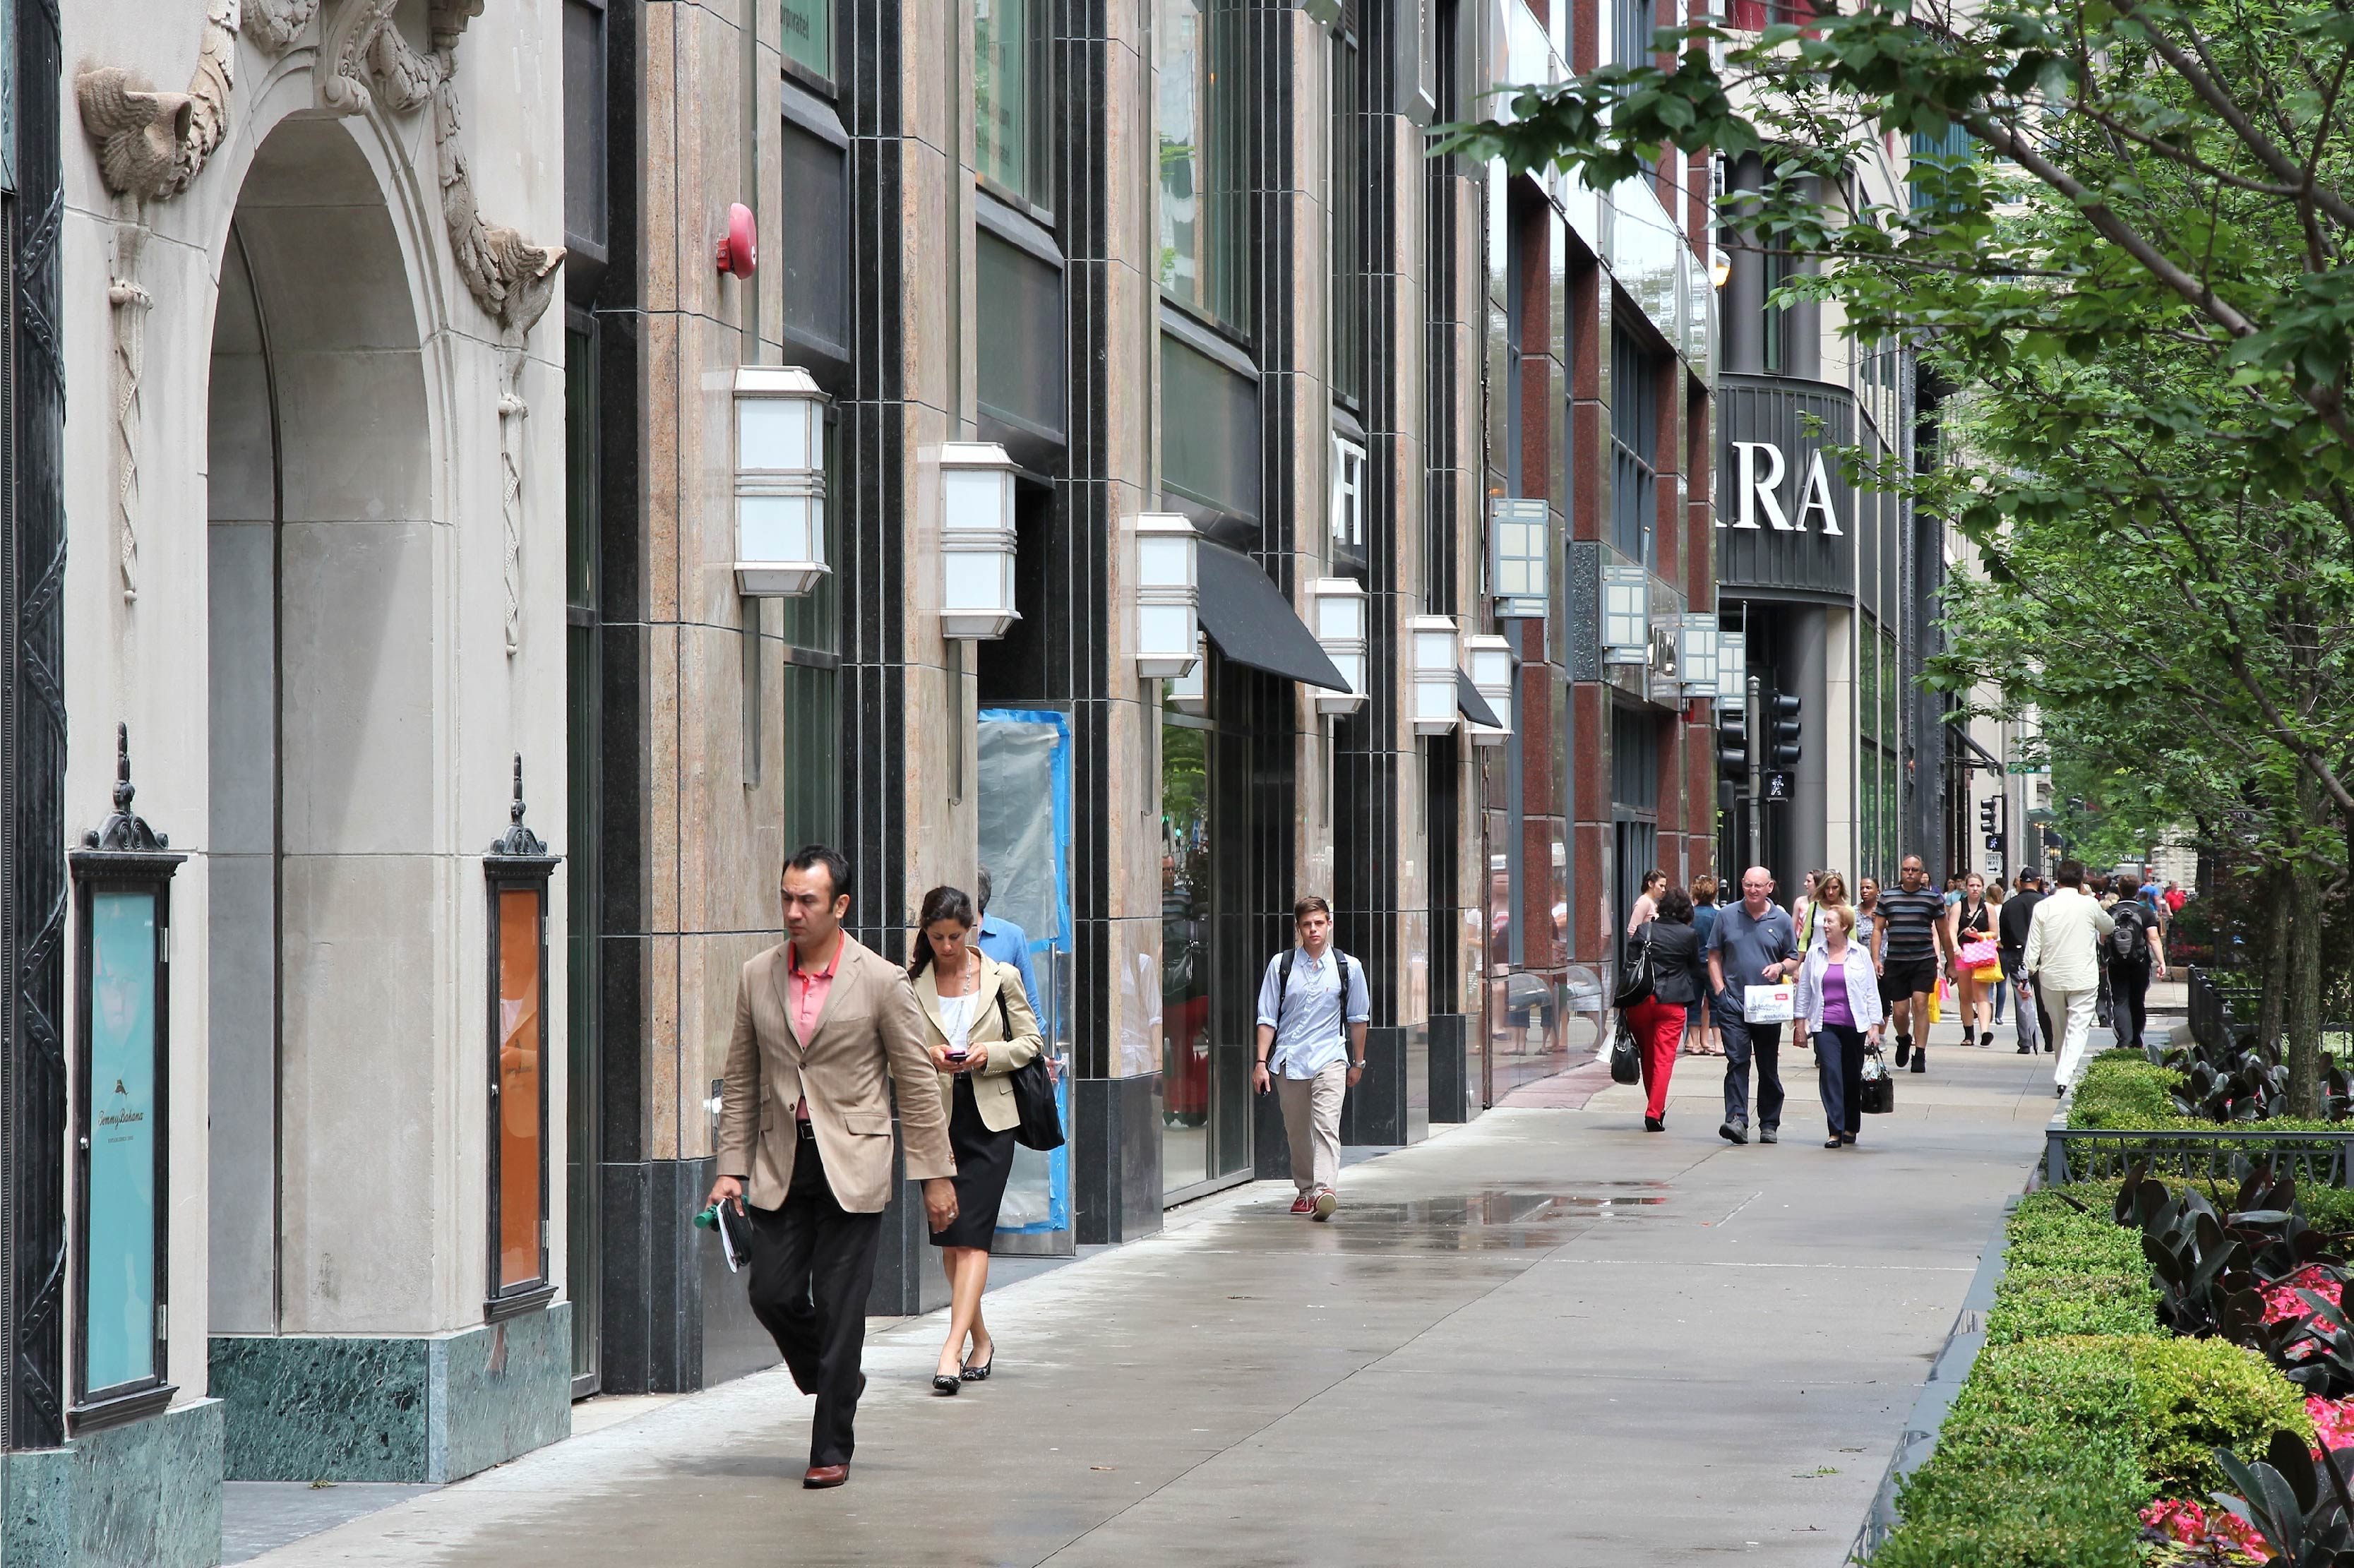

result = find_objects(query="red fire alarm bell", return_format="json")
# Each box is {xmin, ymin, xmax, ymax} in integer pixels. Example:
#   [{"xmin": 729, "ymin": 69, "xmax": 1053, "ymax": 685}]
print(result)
[{"xmin": 716, "ymin": 203, "xmax": 757, "ymax": 278}]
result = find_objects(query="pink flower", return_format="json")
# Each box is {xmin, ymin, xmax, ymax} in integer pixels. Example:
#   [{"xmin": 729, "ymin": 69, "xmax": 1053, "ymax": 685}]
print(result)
[
  {"xmin": 2310, "ymin": 1394, "xmax": 2354, "ymax": 1452},
  {"xmin": 2262, "ymin": 1265, "xmax": 2343, "ymax": 1326},
  {"xmin": 2141, "ymin": 1496, "xmax": 2269, "ymax": 1560}
]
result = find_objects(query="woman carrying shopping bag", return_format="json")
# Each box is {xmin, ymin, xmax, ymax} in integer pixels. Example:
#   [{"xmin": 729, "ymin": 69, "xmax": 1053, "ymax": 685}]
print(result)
[
  {"xmin": 1947, "ymin": 873, "xmax": 2000, "ymax": 1049},
  {"xmin": 1796, "ymin": 902, "xmax": 1884, "ymax": 1149}
]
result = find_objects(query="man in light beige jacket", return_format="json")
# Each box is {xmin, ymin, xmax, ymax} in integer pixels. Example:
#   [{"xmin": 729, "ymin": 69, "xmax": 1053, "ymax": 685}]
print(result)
[
  {"xmin": 709, "ymin": 845, "xmax": 956, "ymax": 1489},
  {"xmin": 2024, "ymin": 859, "xmax": 2117, "ymax": 1096}
]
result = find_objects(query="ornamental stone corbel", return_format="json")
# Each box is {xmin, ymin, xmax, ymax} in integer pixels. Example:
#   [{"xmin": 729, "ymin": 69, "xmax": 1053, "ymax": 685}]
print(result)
[
  {"xmin": 74, "ymin": 0, "xmax": 238, "ymax": 602},
  {"xmin": 242, "ymin": 0, "xmax": 325, "ymax": 58}
]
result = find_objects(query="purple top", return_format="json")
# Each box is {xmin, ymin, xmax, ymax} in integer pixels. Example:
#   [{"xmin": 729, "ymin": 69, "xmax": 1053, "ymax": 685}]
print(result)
[{"xmin": 1822, "ymin": 964, "xmax": 1853, "ymax": 1029}]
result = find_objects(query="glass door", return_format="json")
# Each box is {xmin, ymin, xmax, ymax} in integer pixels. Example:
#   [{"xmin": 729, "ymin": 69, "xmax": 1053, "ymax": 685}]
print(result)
[{"xmin": 1159, "ymin": 707, "xmax": 1214, "ymax": 1197}]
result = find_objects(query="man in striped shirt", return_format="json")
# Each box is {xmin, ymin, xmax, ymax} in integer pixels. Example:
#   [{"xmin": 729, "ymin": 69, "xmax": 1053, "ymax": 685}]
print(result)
[{"xmin": 1876, "ymin": 855, "xmax": 1955, "ymax": 1074}]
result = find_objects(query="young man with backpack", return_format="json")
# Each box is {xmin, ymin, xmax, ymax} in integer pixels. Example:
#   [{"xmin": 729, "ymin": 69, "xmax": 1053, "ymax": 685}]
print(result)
[
  {"xmin": 1253, "ymin": 896, "xmax": 1371, "ymax": 1221},
  {"xmin": 2106, "ymin": 890, "xmax": 2168, "ymax": 1054}
]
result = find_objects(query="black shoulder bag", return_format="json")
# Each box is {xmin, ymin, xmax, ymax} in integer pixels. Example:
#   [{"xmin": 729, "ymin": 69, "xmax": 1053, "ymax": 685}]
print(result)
[{"xmin": 996, "ymin": 972, "xmax": 1065, "ymax": 1152}]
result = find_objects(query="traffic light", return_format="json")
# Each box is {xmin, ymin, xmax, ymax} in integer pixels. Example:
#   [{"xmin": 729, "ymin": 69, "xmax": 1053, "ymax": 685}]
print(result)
[
  {"xmin": 1980, "ymin": 798, "xmax": 1998, "ymax": 835},
  {"xmin": 1717, "ymin": 704, "xmax": 1749, "ymax": 780},
  {"xmin": 1767, "ymin": 692, "xmax": 1801, "ymax": 768}
]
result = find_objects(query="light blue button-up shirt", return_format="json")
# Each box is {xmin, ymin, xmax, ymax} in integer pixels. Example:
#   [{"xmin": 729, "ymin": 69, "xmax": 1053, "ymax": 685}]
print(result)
[
  {"xmin": 1255, "ymin": 946, "xmax": 1371, "ymax": 1078},
  {"xmin": 977, "ymin": 914, "xmax": 1041, "ymax": 1016}
]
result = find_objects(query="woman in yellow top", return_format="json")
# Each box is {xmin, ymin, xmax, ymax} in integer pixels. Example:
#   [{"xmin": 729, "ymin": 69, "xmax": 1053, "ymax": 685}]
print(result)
[{"xmin": 908, "ymin": 885, "xmax": 1044, "ymax": 1395}]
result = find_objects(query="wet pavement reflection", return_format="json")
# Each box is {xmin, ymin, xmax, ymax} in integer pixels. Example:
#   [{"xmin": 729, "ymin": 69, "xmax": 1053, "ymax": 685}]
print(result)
[{"xmin": 1243, "ymin": 1185, "xmax": 1673, "ymax": 1249}]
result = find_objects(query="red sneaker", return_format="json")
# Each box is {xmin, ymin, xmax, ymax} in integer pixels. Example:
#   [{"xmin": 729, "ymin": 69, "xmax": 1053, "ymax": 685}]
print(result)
[{"xmin": 1289, "ymin": 1193, "xmax": 1316, "ymax": 1215}]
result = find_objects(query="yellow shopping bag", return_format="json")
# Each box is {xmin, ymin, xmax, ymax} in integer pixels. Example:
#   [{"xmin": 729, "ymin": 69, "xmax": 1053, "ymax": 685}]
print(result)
[{"xmin": 1927, "ymin": 981, "xmax": 1943, "ymax": 1024}]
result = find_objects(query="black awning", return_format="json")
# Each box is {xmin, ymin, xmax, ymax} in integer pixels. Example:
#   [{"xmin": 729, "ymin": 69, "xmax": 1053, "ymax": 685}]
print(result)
[
  {"xmin": 1948, "ymin": 725, "xmax": 2005, "ymax": 774},
  {"xmin": 1457, "ymin": 669, "xmax": 1504, "ymax": 729},
  {"xmin": 1195, "ymin": 543, "xmax": 1350, "ymax": 693}
]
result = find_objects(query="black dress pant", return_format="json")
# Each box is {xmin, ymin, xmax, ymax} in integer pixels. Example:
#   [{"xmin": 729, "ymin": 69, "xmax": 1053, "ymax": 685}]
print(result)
[
  {"xmin": 743, "ymin": 1129, "xmax": 882, "ymax": 1468},
  {"xmin": 2113, "ymin": 959, "xmax": 2152, "ymax": 1053}
]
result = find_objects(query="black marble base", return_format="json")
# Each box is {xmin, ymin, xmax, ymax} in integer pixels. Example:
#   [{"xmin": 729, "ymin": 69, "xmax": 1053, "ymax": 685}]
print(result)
[
  {"xmin": 597, "ymin": 1157, "xmax": 709, "ymax": 1394},
  {"xmin": 1340, "ymin": 1024, "xmax": 1430, "ymax": 1147},
  {"xmin": 1073, "ymin": 1075, "xmax": 1164, "ymax": 1245},
  {"xmin": 1429, "ymin": 1013, "xmax": 1472, "ymax": 1123}
]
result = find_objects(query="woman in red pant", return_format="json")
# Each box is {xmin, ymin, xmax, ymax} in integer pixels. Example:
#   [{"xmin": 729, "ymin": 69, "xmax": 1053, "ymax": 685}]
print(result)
[{"xmin": 1627, "ymin": 886, "xmax": 1708, "ymax": 1131}]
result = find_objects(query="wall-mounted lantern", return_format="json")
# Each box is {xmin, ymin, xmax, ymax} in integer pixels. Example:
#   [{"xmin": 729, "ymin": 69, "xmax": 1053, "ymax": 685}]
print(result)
[
  {"xmin": 1166, "ymin": 638, "xmax": 1209, "ymax": 715},
  {"xmin": 1308, "ymin": 577, "xmax": 1370, "ymax": 717},
  {"xmin": 484, "ymin": 755, "xmax": 560, "ymax": 1322},
  {"xmin": 940, "ymin": 441, "xmax": 1022, "ymax": 640},
  {"xmin": 68, "ymin": 724, "xmax": 183, "ymax": 1434},
  {"xmin": 1410, "ymin": 614, "xmax": 1460, "ymax": 735},
  {"xmin": 1488, "ymin": 497, "xmax": 1548, "ymax": 620},
  {"xmin": 731, "ymin": 364, "xmax": 829, "ymax": 597},
  {"xmin": 1464, "ymin": 633, "xmax": 1514, "ymax": 746},
  {"xmin": 1679, "ymin": 613, "xmax": 1720, "ymax": 701},
  {"xmin": 1601, "ymin": 564, "xmax": 1650, "ymax": 665},
  {"xmin": 1717, "ymin": 628, "xmax": 1747, "ymax": 705},
  {"xmin": 1135, "ymin": 513, "xmax": 1201, "ymax": 678}
]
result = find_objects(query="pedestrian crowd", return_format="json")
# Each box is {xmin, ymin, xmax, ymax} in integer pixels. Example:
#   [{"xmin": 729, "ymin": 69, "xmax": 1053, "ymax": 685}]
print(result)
[
  {"xmin": 1608, "ymin": 854, "xmax": 2182, "ymax": 1152},
  {"xmin": 698, "ymin": 838, "xmax": 2185, "ymax": 1490}
]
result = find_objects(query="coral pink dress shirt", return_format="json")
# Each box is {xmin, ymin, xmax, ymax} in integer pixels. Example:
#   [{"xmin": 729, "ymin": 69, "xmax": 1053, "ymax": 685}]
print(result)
[{"xmin": 787, "ymin": 938, "xmax": 842, "ymax": 1120}]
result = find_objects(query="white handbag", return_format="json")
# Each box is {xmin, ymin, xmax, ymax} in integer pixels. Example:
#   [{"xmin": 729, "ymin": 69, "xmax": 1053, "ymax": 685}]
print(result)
[{"xmin": 1743, "ymin": 983, "xmax": 1797, "ymax": 1024}]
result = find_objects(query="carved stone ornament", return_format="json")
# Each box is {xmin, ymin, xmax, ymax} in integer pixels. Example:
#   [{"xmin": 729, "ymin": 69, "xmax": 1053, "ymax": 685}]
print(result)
[
  {"xmin": 81, "ymin": 724, "xmax": 169, "ymax": 855},
  {"xmin": 486, "ymin": 754, "xmax": 550, "ymax": 860}
]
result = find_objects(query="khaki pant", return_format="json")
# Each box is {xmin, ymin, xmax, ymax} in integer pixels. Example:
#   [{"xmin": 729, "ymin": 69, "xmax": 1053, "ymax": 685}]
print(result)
[
  {"xmin": 2044, "ymin": 983, "xmax": 2098, "ymax": 1088},
  {"xmin": 1277, "ymin": 1061, "xmax": 1348, "ymax": 1194}
]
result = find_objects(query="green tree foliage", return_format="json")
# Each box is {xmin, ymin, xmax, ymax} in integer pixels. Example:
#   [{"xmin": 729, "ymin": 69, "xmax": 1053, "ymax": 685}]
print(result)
[{"xmin": 1439, "ymin": 0, "xmax": 2354, "ymax": 1105}]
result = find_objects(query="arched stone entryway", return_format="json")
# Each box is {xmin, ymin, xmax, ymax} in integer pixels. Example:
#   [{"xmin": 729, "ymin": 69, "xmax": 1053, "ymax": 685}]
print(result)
[{"xmin": 205, "ymin": 114, "xmax": 436, "ymax": 1341}]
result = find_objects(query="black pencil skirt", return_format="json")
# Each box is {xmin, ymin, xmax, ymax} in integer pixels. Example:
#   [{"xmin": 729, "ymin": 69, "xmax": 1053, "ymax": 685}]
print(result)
[{"xmin": 929, "ymin": 1075, "xmax": 1014, "ymax": 1250}]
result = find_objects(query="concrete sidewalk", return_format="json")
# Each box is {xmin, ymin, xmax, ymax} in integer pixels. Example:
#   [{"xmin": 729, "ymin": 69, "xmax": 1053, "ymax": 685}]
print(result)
[{"xmin": 246, "ymin": 1017, "xmax": 2048, "ymax": 1567}]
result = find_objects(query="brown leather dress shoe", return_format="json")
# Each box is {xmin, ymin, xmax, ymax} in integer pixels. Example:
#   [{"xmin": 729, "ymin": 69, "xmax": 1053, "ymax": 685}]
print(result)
[{"xmin": 803, "ymin": 1464, "xmax": 848, "ymax": 1489}]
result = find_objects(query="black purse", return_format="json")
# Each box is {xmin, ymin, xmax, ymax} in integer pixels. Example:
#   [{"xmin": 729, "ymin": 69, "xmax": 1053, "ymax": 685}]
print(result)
[
  {"xmin": 1614, "ymin": 929, "xmax": 1657, "ymax": 1010},
  {"xmin": 1858, "ymin": 1046, "xmax": 1895, "ymax": 1114},
  {"xmin": 996, "ymin": 980, "xmax": 1065, "ymax": 1152},
  {"xmin": 1609, "ymin": 1016, "xmax": 1643, "ymax": 1084}
]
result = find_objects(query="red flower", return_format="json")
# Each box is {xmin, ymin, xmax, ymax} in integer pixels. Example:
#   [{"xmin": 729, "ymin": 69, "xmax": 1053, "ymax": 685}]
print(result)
[{"xmin": 2141, "ymin": 1496, "xmax": 2269, "ymax": 1560}]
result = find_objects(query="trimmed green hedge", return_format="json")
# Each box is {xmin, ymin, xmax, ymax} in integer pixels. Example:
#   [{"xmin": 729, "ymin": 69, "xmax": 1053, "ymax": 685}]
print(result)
[
  {"xmin": 2069, "ymin": 1047, "xmax": 2349, "ymax": 1134},
  {"xmin": 1984, "ymin": 1190, "xmax": 2156, "ymax": 1345},
  {"xmin": 1874, "ymin": 1189, "xmax": 2318, "ymax": 1564}
]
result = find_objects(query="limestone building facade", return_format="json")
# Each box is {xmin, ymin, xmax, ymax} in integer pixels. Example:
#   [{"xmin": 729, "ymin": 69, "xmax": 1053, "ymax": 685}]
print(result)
[{"xmin": 4, "ymin": 0, "xmax": 573, "ymax": 1559}]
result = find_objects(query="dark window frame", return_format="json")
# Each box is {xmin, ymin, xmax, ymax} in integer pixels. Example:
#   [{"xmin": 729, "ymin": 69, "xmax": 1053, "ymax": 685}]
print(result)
[
  {"xmin": 974, "ymin": 0, "xmax": 1055, "ymax": 224},
  {"xmin": 1610, "ymin": 319, "xmax": 1663, "ymax": 567},
  {"xmin": 562, "ymin": 0, "xmax": 609, "ymax": 301},
  {"xmin": 781, "ymin": 0, "xmax": 838, "ymax": 97}
]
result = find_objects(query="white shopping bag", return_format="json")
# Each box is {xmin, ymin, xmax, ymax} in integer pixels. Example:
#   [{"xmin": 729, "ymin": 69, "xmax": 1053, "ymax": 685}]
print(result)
[{"xmin": 1743, "ymin": 983, "xmax": 1796, "ymax": 1024}]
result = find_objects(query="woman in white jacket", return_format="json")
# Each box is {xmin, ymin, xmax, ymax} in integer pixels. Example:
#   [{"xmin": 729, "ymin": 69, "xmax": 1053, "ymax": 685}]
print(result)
[{"xmin": 1796, "ymin": 903, "xmax": 1884, "ymax": 1149}]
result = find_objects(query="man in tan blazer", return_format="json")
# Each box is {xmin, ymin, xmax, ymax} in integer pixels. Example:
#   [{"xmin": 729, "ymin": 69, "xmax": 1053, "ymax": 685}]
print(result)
[{"xmin": 709, "ymin": 844, "xmax": 956, "ymax": 1489}]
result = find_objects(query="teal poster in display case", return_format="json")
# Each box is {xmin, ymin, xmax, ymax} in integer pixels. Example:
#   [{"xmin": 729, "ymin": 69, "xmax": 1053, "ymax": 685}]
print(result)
[{"xmin": 85, "ymin": 887, "xmax": 158, "ymax": 1391}]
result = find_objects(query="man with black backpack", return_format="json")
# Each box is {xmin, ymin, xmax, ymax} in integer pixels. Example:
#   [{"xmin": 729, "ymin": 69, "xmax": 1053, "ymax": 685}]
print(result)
[
  {"xmin": 1253, "ymin": 896, "xmax": 1371, "ymax": 1221},
  {"xmin": 2106, "ymin": 890, "xmax": 2168, "ymax": 1054}
]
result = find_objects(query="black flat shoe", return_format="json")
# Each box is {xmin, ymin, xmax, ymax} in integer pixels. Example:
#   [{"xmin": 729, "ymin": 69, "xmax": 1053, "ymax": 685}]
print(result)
[
  {"xmin": 1840, "ymin": 1132, "xmax": 1857, "ymax": 1144},
  {"xmin": 1643, "ymin": 1115, "xmax": 1664, "ymax": 1132},
  {"xmin": 1824, "ymin": 1138, "xmax": 1843, "ymax": 1149},
  {"xmin": 932, "ymin": 1374, "xmax": 962, "ymax": 1396},
  {"xmin": 960, "ymin": 1352, "xmax": 994, "ymax": 1382}
]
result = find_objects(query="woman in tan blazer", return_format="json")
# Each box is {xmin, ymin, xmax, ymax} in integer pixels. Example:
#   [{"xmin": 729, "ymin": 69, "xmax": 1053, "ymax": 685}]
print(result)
[{"xmin": 909, "ymin": 884, "xmax": 1043, "ymax": 1395}]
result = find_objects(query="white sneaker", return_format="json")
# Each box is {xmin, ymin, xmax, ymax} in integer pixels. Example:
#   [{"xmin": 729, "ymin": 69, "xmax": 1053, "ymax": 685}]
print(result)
[{"xmin": 1312, "ymin": 1187, "xmax": 1338, "ymax": 1222}]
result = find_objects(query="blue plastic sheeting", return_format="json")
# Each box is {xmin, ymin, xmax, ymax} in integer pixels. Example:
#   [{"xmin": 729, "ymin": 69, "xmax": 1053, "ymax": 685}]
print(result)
[{"xmin": 977, "ymin": 710, "xmax": 1073, "ymax": 1235}]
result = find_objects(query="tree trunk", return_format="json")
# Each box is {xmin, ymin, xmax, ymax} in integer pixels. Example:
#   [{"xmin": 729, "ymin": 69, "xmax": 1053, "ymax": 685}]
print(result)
[
  {"xmin": 2261, "ymin": 863, "xmax": 2290, "ymax": 1055},
  {"xmin": 2288, "ymin": 854, "xmax": 2325, "ymax": 1119}
]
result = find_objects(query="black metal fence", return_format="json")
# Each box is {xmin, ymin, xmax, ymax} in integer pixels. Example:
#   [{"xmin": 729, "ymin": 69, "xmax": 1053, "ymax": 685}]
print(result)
[{"xmin": 2045, "ymin": 1124, "xmax": 2354, "ymax": 1189}]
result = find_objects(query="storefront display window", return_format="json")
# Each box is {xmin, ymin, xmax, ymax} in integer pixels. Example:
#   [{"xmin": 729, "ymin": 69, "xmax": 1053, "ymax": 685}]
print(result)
[
  {"xmin": 1161, "ymin": 702, "xmax": 1213, "ymax": 1197},
  {"xmin": 70, "ymin": 728, "xmax": 183, "ymax": 1429},
  {"xmin": 484, "ymin": 763, "xmax": 558, "ymax": 1319},
  {"xmin": 84, "ymin": 891, "xmax": 162, "ymax": 1395}
]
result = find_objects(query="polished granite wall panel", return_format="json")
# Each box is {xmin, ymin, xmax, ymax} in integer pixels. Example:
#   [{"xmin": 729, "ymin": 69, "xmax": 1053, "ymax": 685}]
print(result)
[
  {"xmin": 210, "ymin": 1310, "xmax": 570, "ymax": 1483},
  {"xmin": 0, "ymin": 1399, "xmax": 223, "ymax": 1568},
  {"xmin": 1429, "ymin": 1012, "xmax": 1471, "ymax": 1123},
  {"xmin": 1073, "ymin": 1075, "xmax": 1164, "ymax": 1245},
  {"xmin": 1339, "ymin": 1023, "xmax": 1431, "ymax": 1147}
]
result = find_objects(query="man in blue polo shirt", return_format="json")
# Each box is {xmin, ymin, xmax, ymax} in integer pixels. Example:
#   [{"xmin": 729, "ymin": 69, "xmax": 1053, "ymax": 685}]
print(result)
[
  {"xmin": 1253, "ymin": 896, "xmax": 1371, "ymax": 1220},
  {"xmin": 1705, "ymin": 866, "xmax": 1801, "ymax": 1146},
  {"xmin": 974, "ymin": 866, "xmax": 1041, "ymax": 1016}
]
